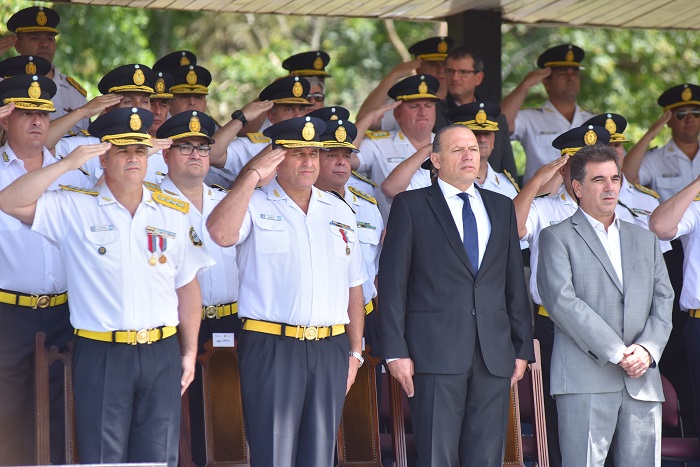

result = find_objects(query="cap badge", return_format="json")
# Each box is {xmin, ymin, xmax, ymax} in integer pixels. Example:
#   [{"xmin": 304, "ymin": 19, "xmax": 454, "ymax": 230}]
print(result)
[
  {"xmin": 475, "ymin": 109, "xmax": 487, "ymax": 125},
  {"xmin": 335, "ymin": 125, "xmax": 347, "ymax": 143},
  {"xmin": 133, "ymin": 69, "xmax": 145, "ymax": 86},
  {"xmin": 36, "ymin": 10, "xmax": 47, "ymax": 26},
  {"xmin": 155, "ymin": 78, "xmax": 165, "ymax": 93},
  {"xmin": 437, "ymin": 40, "xmax": 448, "ymax": 54},
  {"xmin": 330, "ymin": 114, "xmax": 339, "ymax": 120},
  {"xmin": 186, "ymin": 69, "xmax": 197, "ymax": 85},
  {"xmin": 302, "ymin": 121, "xmax": 315, "ymax": 141},
  {"xmin": 26, "ymin": 62, "xmax": 36, "ymax": 75},
  {"xmin": 682, "ymin": 86, "xmax": 693, "ymax": 102},
  {"xmin": 418, "ymin": 81, "xmax": 428, "ymax": 95},
  {"xmin": 605, "ymin": 118, "xmax": 616, "ymax": 134},
  {"xmin": 180, "ymin": 56, "xmax": 190, "ymax": 66},
  {"xmin": 313, "ymin": 56, "xmax": 324, "ymax": 70},
  {"xmin": 584, "ymin": 129, "xmax": 597, "ymax": 145},
  {"xmin": 28, "ymin": 82, "xmax": 41, "ymax": 99},
  {"xmin": 129, "ymin": 113, "xmax": 142, "ymax": 131},
  {"xmin": 292, "ymin": 81, "xmax": 303, "ymax": 97},
  {"xmin": 189, "ymin": 115, "xmax": 201, "ymax": 133},
  {"xmin": 565, "ymin": 49, "xmax": 574, "ymax": 62}
]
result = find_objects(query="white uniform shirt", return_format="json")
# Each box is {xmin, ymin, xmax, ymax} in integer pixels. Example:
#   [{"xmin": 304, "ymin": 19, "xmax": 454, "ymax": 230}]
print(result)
[
  {"xmin": 357, "ymin": 130, "xmax": 434, "ymax": 220},
  {"xmin": 0, "ymin": 143, "xmax": 90, "ymax": 294},
  {"xmin": 160, "ymin": 177, "xmax": 238, "ymax": 307},
  {"xmin": 32, "ymin": 183, "xmax": 214, "ymax": 331},
  {"xmin": 618, "ymin": 174, "xmax": 671, "ymax": 253},
  {"xmin": 639, "ymin": 139, "xmax": 700, "ymax": 202},
  {"xmin": 223, "ymin": 135, "xmax": 269, "ymax": 181},
  {"xmin": 512, "ymin": 100, "xmax": 594, "ymax": 183},
  {"xmin": 52, "ymin": 67, "xmax": 89, "ymax": 132},
  {"xmin": 674, "ymin": 201, "xmax": 700, "ymax": 310},
  {"xmin": 476, "ymin": 162, "xmax": 519, "ymax": 200},
  {"xmin": 236, "ymin": 177, "xmax": 367, "ymax": 326},
  {"xmin": 346, "ymin": 169, "xmax": 378, "ymax": 198}
]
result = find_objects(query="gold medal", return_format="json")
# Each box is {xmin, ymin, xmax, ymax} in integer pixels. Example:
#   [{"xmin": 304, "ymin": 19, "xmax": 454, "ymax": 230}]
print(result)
[
  {"xmin": 159, "ymin": 255, "xmax": 167, "ymax": 264},
  {"xmin": 149, "ymin": 256, "xmax": 157, "ymax": 266}
]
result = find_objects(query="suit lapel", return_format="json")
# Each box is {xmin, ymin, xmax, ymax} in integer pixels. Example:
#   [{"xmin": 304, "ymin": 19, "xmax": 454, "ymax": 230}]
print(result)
[
  {"xmin": 477, "ymin": 186, "xmax": 500, "ymax": 272},
  {"xmin": 572, "ymin": 209, "xmax": 623, "ymax": 293},
  {"xmin": 425, "ymin": 183, "xmax": 474, "ymax": 275},
  {"xmin": 619, "ymin": 221, "xmax": 636, "ymax": 296}
]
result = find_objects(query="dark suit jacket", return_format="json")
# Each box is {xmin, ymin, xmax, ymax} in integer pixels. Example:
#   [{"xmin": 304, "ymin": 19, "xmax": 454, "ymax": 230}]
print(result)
[{"xmin": 379, "ymin": 182, "xmax": 534, "ymax": 377}]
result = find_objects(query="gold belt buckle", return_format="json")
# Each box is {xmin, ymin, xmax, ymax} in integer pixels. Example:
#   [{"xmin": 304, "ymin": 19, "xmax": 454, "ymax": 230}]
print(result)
[
  {"xmin": 303, "ymin": 326, "xmax": 318, "ymax": 340},
  {"xmin": 204, "ymin": 306, "xmax": 217, "ymax": 319},
  {"xmin": 35, "ymin": 295, "xmax": 51, "ymax": 309},
  {"xmin": 136, "ymin": 329, "xmax": 149, "ymax": 344}
]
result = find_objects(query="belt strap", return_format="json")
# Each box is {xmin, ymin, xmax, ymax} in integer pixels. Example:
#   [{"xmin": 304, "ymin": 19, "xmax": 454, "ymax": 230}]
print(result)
[
  {"xmin": 537, "ymin": 305, "xmax": 549, "ymax": 318},
  {"xmin": 243, "ymin": 319, "xmax": 345, "ymax": 340},
  {"xmin": 364, "ymin": 301, "xmax": 374, "ymax": 315},
  {"xmin": 690, "ymin": 309, "xmax": 700, "ymax": 319},
  {"xmin": 0, "ymin": 289, "xmax": 68, "ymax": 309},
  {"xmin": 202, "ymin": 302, "xmax": 238, "ymax": 320},
  {"xmin": 74, "ymin": 326, "xmax": 178, "ymax": 345}
]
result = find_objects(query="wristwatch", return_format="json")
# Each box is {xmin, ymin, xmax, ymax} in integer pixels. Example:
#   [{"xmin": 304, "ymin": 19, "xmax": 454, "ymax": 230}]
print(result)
[
  {"xmin": 231, "ymin": 109, "xmax": 247, "ymax": 126},
  {"xmin": 349, "ymin": 351, "xmax": 364, "ymax": 367}
]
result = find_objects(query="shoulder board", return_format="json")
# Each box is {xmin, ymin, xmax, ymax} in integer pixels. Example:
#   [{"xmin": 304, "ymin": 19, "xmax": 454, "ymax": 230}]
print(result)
[
  {"xmin": 348, "ymin": 186, "xmax": 377, "ymax": 205},
  {"xmin": 695, "ymin": 193, "xmax": 700, "ymax": 202},
  {"xmin": 617, "ymin": 199, "xmax": 638, "ymax": 218},
  {"xmin": 247, "ymin": 133, "xmax": 271, "ymax": 144},
  {"xmin": 66, "ymin": 131, "xmax": 77, "ymax": 137},
  {"xmin": 534, "ymin": 193, "xmax": 550, "ymax": 199},
  {"xmin": 152, "ymin": 192, "xmax": 189, "ymax": 214},
  {"xmin": 502, "ymin": 169, "xmax": 520, "ymax": 193},
  {"xmin": 143, "ymin": 181, "xmax": 162, "ymax": 192},
  {"xmin": 79, "ymin": 129, "xmax": 90, "ymax": 136},
  {"xmin": 364, "ymin": 130, "xmax": 391, "ymax": 140},
  {"xmin": 329, "ymin": 190, "xmax": 356, "ymax": 214},
  {"xmin": 633, "ymin": 184, "xmax": 660, "ymax": 199},
  {"xmin": 59, "ymin": 184, "xmax": 98, "ymax": 196},
  {"xmin": 351, "ymin": 170, "xmax": 378, "ymax": 187},
  {"xmin": 66, "ymin": 76, "xmax": 87, "ymax": 97},
  {"xmin": 210, "ymin": 183, "xmax": 230, "ymax": 193}
]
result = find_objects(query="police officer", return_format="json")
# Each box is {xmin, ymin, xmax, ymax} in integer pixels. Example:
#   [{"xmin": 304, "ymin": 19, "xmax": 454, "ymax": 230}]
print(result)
[
  {"xmin": 207, "ymin": 115, "xmax": 366, "ymax": 467},
  {"xmin": 4, "ymin": 6, "xmax": 88, "ymax": 132},
  {"xmin": 282, "ymin": 50, "xmax": 331, "ymax": 112},
  {"xmin": 0, "ymin": 106, "xmax": 214, "ymax": 467},
  {"xmin": 0, "ymin": 73, "xmax": 90, "ymax": 466},
  {"xmin": 149, "ymin": 71, "xmax": 174, "ymax": 136},
  {"xmin": 153, "ymin": 50, "xmax": 212, "ymax": 117}
]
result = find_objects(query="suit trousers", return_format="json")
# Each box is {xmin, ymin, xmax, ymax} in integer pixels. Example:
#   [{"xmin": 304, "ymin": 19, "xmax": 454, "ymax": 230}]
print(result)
[
  {"xmin": 409, "ymin": 337, "xmax": 511, "ymax": 467},
  {"xmin": 557, "ymin": 390, "xmax": 661, "ymax": 467}
]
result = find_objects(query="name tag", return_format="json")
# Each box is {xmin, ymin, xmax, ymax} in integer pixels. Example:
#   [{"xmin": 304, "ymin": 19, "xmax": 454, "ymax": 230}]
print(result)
[
  {"xmin": 91, "ymin": 225, "xmax": 114, "ymax": 232},
  {"xmin": 213, "ymin": 332, "xmax": 235, "ymax": 348},
  {"xmin": 260, "ymin": 214, "xmax": 282, "ymax": 221},
  {"xmin": 387, "ymin": 157, "xmax": 405, "ymax": 163}
]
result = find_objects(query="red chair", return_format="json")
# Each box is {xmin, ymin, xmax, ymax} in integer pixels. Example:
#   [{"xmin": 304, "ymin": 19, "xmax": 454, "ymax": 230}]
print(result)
[{"xmin": 660, "ymin": 374, "xmax": 700, "ymax": 466}]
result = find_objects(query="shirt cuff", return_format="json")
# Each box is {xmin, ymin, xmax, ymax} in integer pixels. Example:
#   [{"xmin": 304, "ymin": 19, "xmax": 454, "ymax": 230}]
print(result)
[
  {"xmin": 609, "ymin": 347, "xmax": 626, "ymax": 364},
  {"xmin": 385, "ymin": 358, "xmax": 399, "ymax": 364}
]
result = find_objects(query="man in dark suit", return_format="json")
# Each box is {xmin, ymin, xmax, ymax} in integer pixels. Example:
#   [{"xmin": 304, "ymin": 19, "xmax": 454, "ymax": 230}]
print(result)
[{"xmin": 379, "ymin": 123, "xmax": 534, "ymax": 467}]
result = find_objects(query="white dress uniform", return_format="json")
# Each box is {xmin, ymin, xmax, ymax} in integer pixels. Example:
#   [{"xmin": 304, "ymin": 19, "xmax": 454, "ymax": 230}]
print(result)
[
  {"xmin": 476, "ymin": 163, "xmax": 519, "ymax": 199},
  {"xmin": 357, "ymin": 129, "xmax": 435, "ymax": 220},
  {"xmin": 618, "ymin": 174, "xmax": 672, "ymax": 253},
  {"xmin": 512, "ymin": 100, "xmax": 594, "ymax": 183},
  {"xmin": 32, "ymin": 182, "xmax": 214, "ymax": 331},
  {"xmin": 52, "ymin": 67, "xmax": 89, "ymax": 132},
  {"xmin": 236, "ymin": 177, "xmax": 367, "ymax": 326},
  {"xmin": 674, "ymin": 201, "xmax": 700, "ymax": 311},
  {"xmin": 0, "ymin": 143, "xmax": 90, "ymax": 294},
  {"xmin": 639, "ymin": 139, "xmax": 700, "ymax": 202},
  {"xmin": 222, "ymin": 133, "xmax": 270, "ymax": 182},
  {"xmin": 55, "ymin": 135, "xmax": 168, "ymax": 185}
]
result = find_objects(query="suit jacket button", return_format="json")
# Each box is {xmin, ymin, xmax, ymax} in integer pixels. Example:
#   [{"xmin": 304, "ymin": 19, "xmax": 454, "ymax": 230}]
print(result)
[
  {"xmin": 621, "ymin": 298, "xmax": 625, "ymax": 304},
  {"xmin": 471, "ymin": 309, "xmax": 476, "ymax": 315}
]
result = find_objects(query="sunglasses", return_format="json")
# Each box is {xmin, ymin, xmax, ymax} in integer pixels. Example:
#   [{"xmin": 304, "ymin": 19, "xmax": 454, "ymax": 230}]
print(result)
[{"xmin": 675, "ymin": 109, "xmax": 700, "ymax": 120}]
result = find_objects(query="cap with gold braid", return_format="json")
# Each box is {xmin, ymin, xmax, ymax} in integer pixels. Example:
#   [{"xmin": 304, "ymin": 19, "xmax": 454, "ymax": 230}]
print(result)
[
  {"xmin": 0, "ymin": 55, "xmax": 51, "ymax": 78},
  {"xmin": 388, "ymin": 74, "xmax": 440, "ymax": 101},
  {"xmin": 448, "ymin": 101, "xmax": 501, "ymax": 132},
  {"xmin": 88, "ymin": 107, "xmax": 154, "ymax": 147},
  {"xmin": 7, "ymin": 6, "xmax": 60, "ymax": 35},
  {"xmin": 98, "ymin": 64, "xmax": 155, "ymax": 95},
  {"xmin": 583, "ymin": 113, "xmax": 629, "ymax": 143},
  {"xmin": 282, "ymin": 51, "xmax": 331, "ymax": 77},
  {"xmin": 408, "ymin": 36, "xmax": 454, "ymax": 62},
  {"xmin": 319, "ymin": 119, "xmax": 359, "ymax": 153},
  {"xmin": 552, "ymin": 125, "xmax": 610, "ymax": 157},
  {"xmin": 153, "ymin": 50, "xmax": 198, "ymax": 73},
  {"xmin": 169, "ymin": 65, "xmax": 211, "ymax": 95},
  {"xmin": 263, "ymin": 115, "xmax": 325, "ymax": 149},
  {"xmin": 151, "ymin": 71, "xmax": 174, "ymax": 99},
  {"xmin": 0, "ymin": 74, "xmax": 56, "ymax": 112},
  {"xmin": 537, "ymin": 44, "xmax": 584, "ymax": 69},
  {"xmin": 657, "ymin": 84, "xmax": 700, "ymax": 111},
  {"xmin": 156, "ymin": 110, "xmax": 215, "ymax": 144},
  {"xmin": 308, "ymin": 106, "xmax": 350, "ymax": 122},
  {"xmin": 259, "ymin": 76, "xmax": 312, "ymax": 106}
]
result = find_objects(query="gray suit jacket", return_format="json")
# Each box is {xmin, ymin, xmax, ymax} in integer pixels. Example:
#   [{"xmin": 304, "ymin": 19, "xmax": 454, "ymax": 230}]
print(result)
[{"xmin": 537, "ymin": 208, "xmax": 673, "ymax": 402}]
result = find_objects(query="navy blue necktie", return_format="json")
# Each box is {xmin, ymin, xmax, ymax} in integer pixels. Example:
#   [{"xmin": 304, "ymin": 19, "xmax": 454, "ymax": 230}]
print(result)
[{"xmin": 457, "ymin": 192, "xmax": 479, "ymax": 273}]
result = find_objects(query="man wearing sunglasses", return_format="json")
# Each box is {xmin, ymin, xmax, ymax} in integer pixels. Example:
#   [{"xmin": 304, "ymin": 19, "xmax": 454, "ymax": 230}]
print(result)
[{"xmin": 622, "ymin": 84, "xmax": 700, "ymax": 202}]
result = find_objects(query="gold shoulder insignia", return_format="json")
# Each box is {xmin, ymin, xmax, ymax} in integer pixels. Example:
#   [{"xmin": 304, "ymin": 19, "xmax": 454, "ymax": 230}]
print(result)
[
  {"xmin": 143, "ymin": 181, "xmax": 162, "ymax": 193},
  {"xmin": 695, "ymin": 193, "xmax": 700, "ymax": 202},
  {"xmin": 210, "ymin": 183, "xmax": 230, "ymax": 193},
  {"xmin": 247, "ymin": 133, "xmax": 271, "ymax": 144},
  {"xmin": 2, "ymin": 152, "xmax": 8, "ymax": 163},
  {"xmin": 152, "ymin": 192, "xmax": 189, "ymax": 214},
  {"xmin": 59, "ymin": 185, "xmax": 98, "ymax": 196},
  {"xmin": 79, "ymin": 129, "xmax": 90, "ymax": 136},
  {"xmin": 66, "ymin": 131, "xmax": 77, "ymax": 137},
  {"xmin": 633, "ymin": 184, "xmax": 660, "ymax": 199},
  {"xmin": 66, "ymin": 76, "xmax": 87, "ymax": 97},
  {"xmin": 365, "ymin": 130, "xmax": 391, "ymax": 140},
  {"xmin": 348, "ymin": 186, "xmax": 377, "ymax": 205},
  {"xmin": 502, "ymin": 169, "xmax": 520, "ymax": 193},
  {"xmin": 534, "ymin": 193, "xmax": 551, "ymax": 199},
  {"xmin": 329, "ymin": 190, "xmax": 356, "ymax": 214},
  {"xmin": 351, "ymin": 170, "xmax": 378, "ymax": 187}
]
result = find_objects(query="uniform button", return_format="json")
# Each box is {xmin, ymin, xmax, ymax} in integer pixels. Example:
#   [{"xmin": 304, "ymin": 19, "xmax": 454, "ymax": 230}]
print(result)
[{"xmin": 471, "ymin": 309, "xmax": 476, "ymax": 315}]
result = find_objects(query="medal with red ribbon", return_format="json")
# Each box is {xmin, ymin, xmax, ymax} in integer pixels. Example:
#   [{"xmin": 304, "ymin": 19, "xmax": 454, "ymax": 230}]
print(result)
[
  {"xmin": 146, "ymin": 226, "xmax": 175, "ymax": 266},
  {"xmin": 339, "ymin": 228, "xmax": 351, "ymax": 256},
  {"xmin": 158, "ymin": 236, "xmax": 168, "ymax": 264},
  {"xmin": 147, "ymin": 232, "xmax": 157, "ymax": 266}
]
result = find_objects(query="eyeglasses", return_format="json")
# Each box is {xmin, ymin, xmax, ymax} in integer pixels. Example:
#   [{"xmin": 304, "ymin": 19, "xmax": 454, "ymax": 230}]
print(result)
[
  {"xmin": 445, "ymin": 68, "xmax": 480, "ymax": 77},
  {"xmin": 307, "ymin": 93, "xmax": 325, "ymax": 103},
  {"xmin": 675, "ymin": 109, "xmax": 700, "ymax": 120},
  {"xmin": 171, "ymin": 144, "xmax": 211, "ymax": 156}
]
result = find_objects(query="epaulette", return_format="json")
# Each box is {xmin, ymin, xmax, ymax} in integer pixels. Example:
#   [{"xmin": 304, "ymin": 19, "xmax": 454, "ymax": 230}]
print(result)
[
  {"xmin": 617, "ymin": 200, "xmax": 638, "ymax": 218},
  {"xmin": 66, "ymin": 76, "xmax": 87, "ymax": 97},
  {"xmin": 348, "ymin": 186, "xmax": 377, "ymax": 205},
  {"xmin": 79, "ymin": 129, "xmax": 90, "ymax": 136},
  {"xmin": 364, "ymin": 130, "xmax": 391, "ymax": 140},
  {"xmin": 152, "ymin": 192, "xmax": 189, "ymax": 214},
  {"xmin": 534, "ymin": 193, "xmax": 550, "ymax": 199},
  {"xmin": 329, "ymin": 190, "xmax": 356, "ymax": 214},
  {"xmin": 633, "ymin": 184, "xmax": 660, "ymax": 199},
  {"xmin": 351, "ymin": 170, "xmax": 378, "ymax": 187},
  {"xmin": 210, "ymin": 183, "xmax": 230, "ymax": 193},
  {"xmin": 247, "ymin": 133, "xmax": 271, "ymax": 144},
  {"xmin": 143, "ymin": 181, "xmax": 162, "ymax": 193},
  {"xmin": 66, "ymin": 131, "xmax": 77, "ymax": 137},
  {"xmin": 1, "ymin": 152, "xmax": 8, "ymax": 163},
  {"xmin": 695, "ymin": 193, "xmax": 700, "ymax": 202},
  {"xmin": 502, "ymin": 169, "xmax": 520, "ymax": 193},
  {"xmin": 59, "ymin": 185, "xmax": 98, "ymax": 196}
]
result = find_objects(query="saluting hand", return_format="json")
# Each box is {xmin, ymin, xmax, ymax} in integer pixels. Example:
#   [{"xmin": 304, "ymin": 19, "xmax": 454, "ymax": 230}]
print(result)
[
  {"xmin": 0, "ymin": 102, "xmax": 15, "ymax": 119},
  {"xmin": 246, "ymin": 147, "xmax": 286, "ymax": 184},
  {"xmin": 241, "ymin": 100, "xmax": 274, "ymax": 122},
  {"xmin": 387, "ymin": 358, "xmax": 415, "ymax": 398},
  {"xmin": 522, "ymin": 67, "xmax": 552, "ymax": 88},
  {"xmin": 0, "ymin": 34, "xmax": 16, "ymax": 56},
  {"xmin": 148, "ymin": 138, "xmax": 172, "ymax": 157},
  {"xmin": 531, "ymin": 155, "xmax": 569, "ymax": 187},
  {"xmin": 80, "ymin": 94, "xmax": 124, "ymax": 118},
  {"xmin": 63, "ymin": 142, "xmax": 111, "ymax": 170}
]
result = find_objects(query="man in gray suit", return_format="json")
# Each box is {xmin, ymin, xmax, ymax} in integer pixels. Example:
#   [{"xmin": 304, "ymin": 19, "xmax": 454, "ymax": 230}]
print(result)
[{"xmin": 537, "ymin": 144, "xmax": 673, "ymax": 466}]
